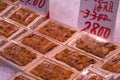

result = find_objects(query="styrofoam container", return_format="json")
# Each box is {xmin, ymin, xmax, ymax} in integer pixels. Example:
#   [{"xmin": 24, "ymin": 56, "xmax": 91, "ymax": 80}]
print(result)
[
  {"xmin": 14, "ymin": 30, "xmax": 63, "ymax": 56},
  {"xmin": 25, "ymin": 57, "xmax": 78, "ymax": 80},
  {"xmin": 9, "ymin": 72, "xmax": 37, "ymax": 80},
  {"xmin": 0, "ymin": 40, "xmax": 43, "ymax": 71},
  {"xmin": 4, "ymin": 4, "xmax": 45, "ymax": 29},
  {"xmin": 67, "ymin": 31, "xmax": 120, "ymax": 61},
  {"xmin": 35, "ymin": 19, "xmax": 79, "ymax": 45}
]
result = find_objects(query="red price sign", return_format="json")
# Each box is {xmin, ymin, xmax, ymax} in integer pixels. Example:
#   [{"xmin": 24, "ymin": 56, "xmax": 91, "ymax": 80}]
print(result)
[
  {"xmin": 20, "ymin": 0, "xmax": 49, "ymax": 16},
  {"xmin": 33, "ymin": 0, "xmax": 45, "ymax": 8},
  {"xmin": 78, "ymin": 0, "xmax": 119, "ymax": 39},
  {"xmin": 81, "ymin": 21, "xmax": 111, "ymax": 38}
]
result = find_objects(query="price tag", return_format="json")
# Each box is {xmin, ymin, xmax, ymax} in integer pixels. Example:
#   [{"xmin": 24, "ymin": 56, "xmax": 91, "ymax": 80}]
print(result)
[
  {"xmin": 78, "ymin": 0, "xmax": 119, "ymax": 39},
  {"xmin": 49, "ymin": 0, "xmax": 80, "ymax": 29},
  {"xmin": 20, "ymin": 0, "xmax": 49, "ymax": 16}
]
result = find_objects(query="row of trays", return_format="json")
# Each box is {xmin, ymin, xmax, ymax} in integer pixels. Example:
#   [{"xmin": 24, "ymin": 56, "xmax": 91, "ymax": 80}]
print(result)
[
  {"xmin": 0, "ymin": 0, "xmax": 120, "ymax": 80},
  {"xmin": 0, "ymin": 19, "xmax": 120, "ymax": 80}
]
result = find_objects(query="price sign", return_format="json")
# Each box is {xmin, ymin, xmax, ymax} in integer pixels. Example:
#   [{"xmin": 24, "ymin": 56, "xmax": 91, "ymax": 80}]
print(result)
[
  {"xmin": 49, "ymin": 0, "xmax": 80, "ymax": 29},
  {"xmin": 20, "ymin": 0, "xmax": 49, "ymax": 16},
  {"xmin": 78, "ymin": 0, "xmax": 119, "ymax": 39}
]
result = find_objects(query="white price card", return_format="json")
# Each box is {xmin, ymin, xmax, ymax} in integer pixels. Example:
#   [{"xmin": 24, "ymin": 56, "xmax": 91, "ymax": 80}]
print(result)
[
  {"xmin": 78, "ymin": 0, "xmax": 119, "ymax": 39},
  {"xmin": 49, "ymin": 0, "xmax": 80, "ymax": 29},
  {"xmin": 20, "ymin": 0, "xmax": 49, "ymax": 16}
]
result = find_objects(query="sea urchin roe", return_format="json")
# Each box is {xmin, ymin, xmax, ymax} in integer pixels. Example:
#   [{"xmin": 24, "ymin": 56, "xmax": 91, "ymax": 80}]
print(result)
[
  {"xmin": 0, "ymin": 43, "xmax": 36, "ymax": 66},
  {"xmin": 76, "ymin": 35, "xmax": 117, "ymax": 58},
  {"xmin": 30, "ymin": 61, "xmax": 73, "ymax": 80},
  {"xmin": 0, "ymin": 20, "xmax": 18, "ymax": 38},
  {"xmin": 55, "ymin": 48, "xmax": 96, "ymax": 71},
  {"xmin": 21, "ymin": 33, "xmax": 58, "ymax": 54},
  {"xmin": 39, "ymin": 21, "xmax": 76, "ymax": 42},
  {"xmin": 102, "ymin": 53, "xmax": 120, "ymax": 73},
  {"xmin": 9, "ymin": 7, "xmax": 39, "ymax": 26}
]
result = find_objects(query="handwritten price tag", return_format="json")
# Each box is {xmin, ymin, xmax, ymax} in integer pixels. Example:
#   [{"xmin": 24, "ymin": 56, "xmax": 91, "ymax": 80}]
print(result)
[
  {"xmin": 78, "ymin": 0, "xmax": 119, "ymax": 39},
  {"xmin": 20, "ymin": 0, "xmax": 49, "ymax": 16}
]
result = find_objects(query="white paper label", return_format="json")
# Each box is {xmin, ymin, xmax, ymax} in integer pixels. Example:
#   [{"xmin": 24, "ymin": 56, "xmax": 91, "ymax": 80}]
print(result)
[
  {"xmin": 20, "ymin": 0, "xmax": 49, "ymax": 16},
  {"xmin": 78, "ymin": 0, "xmax": 119, "ymax": 39}
]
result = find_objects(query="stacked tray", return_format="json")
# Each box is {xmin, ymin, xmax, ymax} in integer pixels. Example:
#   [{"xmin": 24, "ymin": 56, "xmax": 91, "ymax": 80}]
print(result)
[
  {"xmin": 0, "ymin": 17, "xmax": 26, "ymax": 47},
  {"xmin": 0, "ymin": 40, "xmax": 43, "ymax": 70},
  {"xmin": 4, "ymin": 4, "xmax": 45, "ymax": 29},
  {"xmin": 14, "ymin": 30, "xmax": 62, "ymax": 56},
  {"xmin": 35, "ymin": 19, "xmax": 79, "ymax": 45},
  {"xmin": 67, "ymin": 31, "xmax": 119, "ymax": 61},
  {"xmin": 46, "ymin": 45, "xmax": 100, "ymax": 72},
  {"xmin": 26, "ymin": 57, "xmax": 78, "ymax": 80}
]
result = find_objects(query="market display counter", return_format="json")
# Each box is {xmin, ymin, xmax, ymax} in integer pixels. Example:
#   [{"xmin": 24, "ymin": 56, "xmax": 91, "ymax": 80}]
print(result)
[{"xmin": 0, "ymin": 0, "xmax": 120, "ymax": 80}]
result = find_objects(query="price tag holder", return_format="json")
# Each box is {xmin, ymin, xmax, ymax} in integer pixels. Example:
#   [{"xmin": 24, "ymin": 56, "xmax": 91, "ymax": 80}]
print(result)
[
  {"xmin": 78, "ymin": 0, "xmax": 119, "ymax": 39},
  {"xmin": 20, "ymin": 0, "xmax": 49, "ymax": 16}
]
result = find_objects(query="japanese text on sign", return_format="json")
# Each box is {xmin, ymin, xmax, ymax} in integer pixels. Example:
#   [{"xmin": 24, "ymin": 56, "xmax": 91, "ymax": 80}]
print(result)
[{"xmin": 78, "ymin": 0, "xmax": 119, "ymax": 39}]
